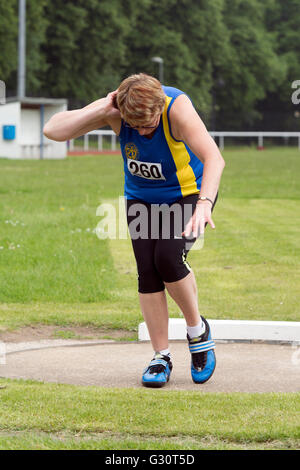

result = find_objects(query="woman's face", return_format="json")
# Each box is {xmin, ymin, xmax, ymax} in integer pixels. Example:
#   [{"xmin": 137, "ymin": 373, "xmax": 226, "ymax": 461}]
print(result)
[{"xmin": 129, "ymin": 114, "xmax": 161, "ymax": 136}]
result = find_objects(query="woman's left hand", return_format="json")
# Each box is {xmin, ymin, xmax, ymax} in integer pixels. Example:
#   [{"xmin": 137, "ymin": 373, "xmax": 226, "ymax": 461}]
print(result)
[{"xmin": 182, "ymin": 201, "xmax": 215, "ymax": 238}]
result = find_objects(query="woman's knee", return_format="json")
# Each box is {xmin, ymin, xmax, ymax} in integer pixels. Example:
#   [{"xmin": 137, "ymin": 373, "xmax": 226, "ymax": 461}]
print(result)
[
  {"xmin": 137, "ymin": 266, "xmax": 165, "ymax": 293},
  {"xmin": 154, "ymin": 243, "xmax": 191, "ymax": 283}
]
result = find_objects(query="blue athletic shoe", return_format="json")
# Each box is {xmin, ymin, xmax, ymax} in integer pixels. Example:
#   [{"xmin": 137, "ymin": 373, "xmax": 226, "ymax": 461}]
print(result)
[
  {"xmin": 142, "ymin": 353, "xmax": 173, "ymax": 388},
  {"xmin": 188, "ymin": 316, "xmax": 216, "ymax": 384}
]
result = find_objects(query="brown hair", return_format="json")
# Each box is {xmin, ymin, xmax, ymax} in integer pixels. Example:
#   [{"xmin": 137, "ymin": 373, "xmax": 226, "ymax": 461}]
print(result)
[{"xmin": 117, "ymin": 73, "xmax": 165, "ymax": 126}]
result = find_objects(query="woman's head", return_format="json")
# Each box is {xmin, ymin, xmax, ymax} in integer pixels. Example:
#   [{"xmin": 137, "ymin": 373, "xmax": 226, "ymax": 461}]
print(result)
[{"xmin": 116, "ymin": 73, "xmax": 165, "ymax": 128}]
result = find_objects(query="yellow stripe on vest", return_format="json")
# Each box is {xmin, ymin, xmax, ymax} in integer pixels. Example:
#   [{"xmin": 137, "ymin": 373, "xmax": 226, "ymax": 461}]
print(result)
[{"xmin": 162, "ymin": 96, "xmax": 198, "ymax": 198}]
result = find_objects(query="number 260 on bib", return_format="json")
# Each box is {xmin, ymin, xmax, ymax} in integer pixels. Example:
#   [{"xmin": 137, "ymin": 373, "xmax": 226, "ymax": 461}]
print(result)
[{"xmin": 127, "ymin": 159, "xmax": 165, "ymax": 180}]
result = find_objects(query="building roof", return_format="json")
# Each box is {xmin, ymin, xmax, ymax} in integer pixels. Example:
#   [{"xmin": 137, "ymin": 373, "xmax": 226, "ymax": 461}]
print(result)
[{"xmin": 6, "ymin": 96, "xmax": 68, "ymax": 105}]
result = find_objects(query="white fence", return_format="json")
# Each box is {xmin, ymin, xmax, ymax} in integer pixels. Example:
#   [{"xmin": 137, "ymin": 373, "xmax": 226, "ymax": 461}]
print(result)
[
  {"xmin": 210, "ymin": 131, "xmax": 300, "ymax": 151},
  {"xmin": 69, "ymin": 130, "xmax": 117, "ymax": 152},
  {"xmin": 69, "ymin": 130, "xmax": 300, "ymax": 152}
]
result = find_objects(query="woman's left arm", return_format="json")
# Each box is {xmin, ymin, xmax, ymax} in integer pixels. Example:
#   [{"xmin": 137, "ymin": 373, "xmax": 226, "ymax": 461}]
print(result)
[{"xmin": 169, "ymin": 94, "xmax": 226, "ymax": 237}]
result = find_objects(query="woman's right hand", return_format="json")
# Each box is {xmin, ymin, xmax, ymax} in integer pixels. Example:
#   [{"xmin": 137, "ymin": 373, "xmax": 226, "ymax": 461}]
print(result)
[
  {"xmin": 84, "ymin": 89, "xmax": 120, "ymax": 121},
  {"xmin": 104, "ymin": 89, "xmax": 121, "ymax": 120}
]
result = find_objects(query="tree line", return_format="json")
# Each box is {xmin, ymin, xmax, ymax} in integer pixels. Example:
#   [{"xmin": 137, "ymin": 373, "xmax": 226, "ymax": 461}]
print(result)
[{"xmin": 1, "ymin": 0, "xmax": 300, "ymax": 131}]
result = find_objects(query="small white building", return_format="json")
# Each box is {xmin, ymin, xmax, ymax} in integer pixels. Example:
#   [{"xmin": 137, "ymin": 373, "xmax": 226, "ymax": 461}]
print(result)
[{"xmin": 0, "ymin": 97, "xmax": 68, "ymax": 159}]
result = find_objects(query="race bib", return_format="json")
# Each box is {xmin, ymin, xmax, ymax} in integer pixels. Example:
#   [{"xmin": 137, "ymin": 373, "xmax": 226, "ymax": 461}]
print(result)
[{"xmin": 127, "ymin": 159, "xmax": 165, "ymax": 180}]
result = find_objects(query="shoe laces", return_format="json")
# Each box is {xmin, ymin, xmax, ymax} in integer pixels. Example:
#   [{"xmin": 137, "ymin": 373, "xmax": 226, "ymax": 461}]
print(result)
[
  {"xmin": 188, "ymin": 323, "xmax": 208, "ymax": 370},
  {"xmin": 148, "ymin": 364, "xmax": 166, "ymax": 374},
  {"xmin": 148, "ymin": 354, "xmax": 170, "ymax": 374},
  {"xmin": 192, "ymin": 349, "xmax": 207, "ymax": 370}
]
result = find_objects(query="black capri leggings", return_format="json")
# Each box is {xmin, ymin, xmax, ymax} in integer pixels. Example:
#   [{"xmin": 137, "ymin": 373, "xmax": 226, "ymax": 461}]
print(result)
[{"xmin": 126, "ymin": 192, "xmax": 218, "ymax": 293}]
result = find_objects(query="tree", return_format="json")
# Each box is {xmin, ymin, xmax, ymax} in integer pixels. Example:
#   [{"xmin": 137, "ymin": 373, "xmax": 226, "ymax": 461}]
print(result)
[
  {"xmin": 120, "ymin": 0, "xmax": 230, "ymax": 122},
  {"xmin": 259, "ymin": 0, "xmax": 300, "ymax": 130},
  {"xmin": 39, "ymin": 0, "xmax": 134, "ymax": 105},
  {"xmin": 1, "ymin": 0, "xmax": 297, "ymax": 131},
  {"xmin": 215, "ymin": 0, "xmax": 285, "ymax": 129},
  {"xmin": 2, "ymin": 0, "xmax": 49, "ymax": 97},
  {"xmin": 0, "ymin": 0, "xmax": 18, "ymax": 92},
  {"xmin": 25, "ymin": 0, "xmax": 49, "ymax": 96},
  {"xmin": 39, "ymin": 1, "xmax": 88, "ymax": 100}
]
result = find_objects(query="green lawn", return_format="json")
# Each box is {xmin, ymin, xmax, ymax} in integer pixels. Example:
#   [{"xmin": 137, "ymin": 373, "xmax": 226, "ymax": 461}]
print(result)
[
  {"xmin": 0, "ymin": 147, "xmax": 299, "ymax": 450},
  {"xmin": 0, "ymin": 147, "xmax": 299, "ymax": 328},
  {"xmin": 0, "ymin": 378, "xmax": 299, "ymax": 450}
]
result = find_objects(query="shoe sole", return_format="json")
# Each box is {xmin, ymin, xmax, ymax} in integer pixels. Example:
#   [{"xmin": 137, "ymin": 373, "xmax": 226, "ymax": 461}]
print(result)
[
  {"xmin": 142, "ymin": 381, "xmax": 167, "ymax": 388},
  {"xmin": 141, "ymin": 373, "xmax": 171, "ymax": 388}
]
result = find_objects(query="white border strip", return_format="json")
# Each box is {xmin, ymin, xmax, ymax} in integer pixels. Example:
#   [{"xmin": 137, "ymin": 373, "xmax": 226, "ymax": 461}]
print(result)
[
  {"xmin": 138, "ymin": 318, "xmax": 300, "ymax": 343},
  {"xmin": 4, "ymin": 339, "xmax": 115, "ymax": 355}
]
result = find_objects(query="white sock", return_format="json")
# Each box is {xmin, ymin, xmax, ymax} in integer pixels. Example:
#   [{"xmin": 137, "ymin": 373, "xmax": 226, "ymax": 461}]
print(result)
[
  {"xmin": 187, "ymin": 319, "xmax": 205, "ymax": 339},
  {"xmin": 155, "ymin": 348, "xmax": 170, "ymax": 358}
]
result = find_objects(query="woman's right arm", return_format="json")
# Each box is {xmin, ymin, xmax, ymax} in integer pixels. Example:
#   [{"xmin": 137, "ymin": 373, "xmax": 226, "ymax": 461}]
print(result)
[{"xmin": 43, "ymin": 90, "xmax": 121, "ymax": 142}]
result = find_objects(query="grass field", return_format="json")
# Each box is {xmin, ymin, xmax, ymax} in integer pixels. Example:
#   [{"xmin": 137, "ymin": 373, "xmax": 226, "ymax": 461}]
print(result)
[
  {"xmin": 0, "ymin": 147, "xmax": 299, "ymax": 328},
  {"xmin": 0, "ymin": 378, "xmax": 299, "ymax": 450},
  {"xmin": 0, "ymin": 147, "xmax": 299, "ymax": 450}
]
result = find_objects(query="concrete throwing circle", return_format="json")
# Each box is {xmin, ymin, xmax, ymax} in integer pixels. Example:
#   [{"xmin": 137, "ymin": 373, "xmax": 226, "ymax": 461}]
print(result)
[{"xmin": 1, "ymin": 341, "xmax": 299, "ymax": 392}]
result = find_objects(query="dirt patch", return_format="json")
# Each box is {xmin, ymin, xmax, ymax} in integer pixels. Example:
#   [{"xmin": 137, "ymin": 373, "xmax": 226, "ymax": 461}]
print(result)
[{"xmin": 0, "ymin": 325, "xmax": 136, "ymax": 343}]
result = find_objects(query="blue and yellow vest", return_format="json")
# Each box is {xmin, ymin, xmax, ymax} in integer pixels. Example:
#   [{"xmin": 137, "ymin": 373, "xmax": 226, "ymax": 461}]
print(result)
[{"xmin": 119, "ymin": 85, "xmax": 203, "ymax": 204}]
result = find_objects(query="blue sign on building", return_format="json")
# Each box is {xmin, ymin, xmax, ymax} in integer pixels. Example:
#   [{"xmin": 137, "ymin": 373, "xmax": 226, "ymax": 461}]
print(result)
[{"xmin": 3, "ymin": 125, "xmax": 16, "ymax": 140}]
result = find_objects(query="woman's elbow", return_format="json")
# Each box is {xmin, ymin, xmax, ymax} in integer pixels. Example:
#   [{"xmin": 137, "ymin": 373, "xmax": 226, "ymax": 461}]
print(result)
[
  {"xmin": 43, "ymin": 123, "xmax": 54, "ymax": 140},
  {"xmin": 220, "ymin": 154, "xmax": 226, "ymax": 168},
  {"xmin": 216, "ymin": 149, "xmax": 225, "ymax": 169},
  {"xmin": 43, "ymin": 124, "xmax": 65, "ymax": 142}
]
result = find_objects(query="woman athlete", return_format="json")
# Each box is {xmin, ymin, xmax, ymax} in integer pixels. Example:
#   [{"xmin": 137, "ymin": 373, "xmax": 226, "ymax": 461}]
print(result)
[{"xmin": 44, "ymin": 73, "xmax": 225, "ymax": 388}]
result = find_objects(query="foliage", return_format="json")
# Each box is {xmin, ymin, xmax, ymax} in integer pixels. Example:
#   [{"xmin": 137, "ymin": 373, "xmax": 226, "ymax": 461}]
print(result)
[
  {"xmin": 0, "ymin": 0, "xmax": 299, "ymax": 128},
  {"xmin": 0, "ymin": 0, "xmax": 18, "ymax": 81}
]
